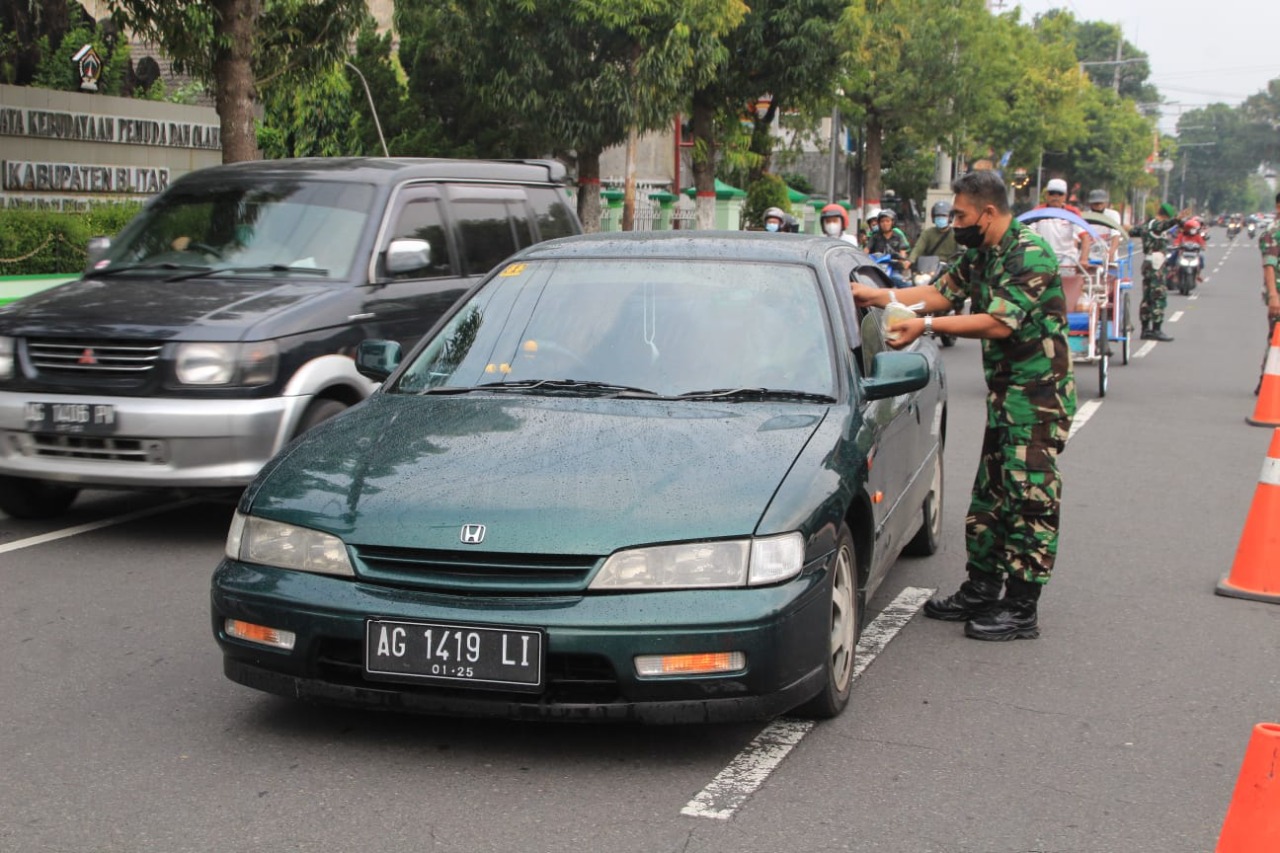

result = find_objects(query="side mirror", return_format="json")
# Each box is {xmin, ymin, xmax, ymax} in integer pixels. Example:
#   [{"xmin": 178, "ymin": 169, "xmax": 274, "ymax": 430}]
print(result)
[
  {"xmin": 86, "ymin": 236, "xmax": 111, "ymax": 266},
  {"xmin": 384, "ymin": 238, "xmax": 431, "ymax": 275},
  {"xmin": 862, "ymin": 351, "xmax": 930, "ymax": 401},
  {"xmin": 355, "ymin": 339, "xmax": 402, "ymax": 382}
]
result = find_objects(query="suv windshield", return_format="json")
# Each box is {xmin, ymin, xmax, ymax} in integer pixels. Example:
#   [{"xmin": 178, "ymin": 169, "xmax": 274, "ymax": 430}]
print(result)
[
  {"xmin": 390, "ymin": 258, "xmax": 835, "ymax": 399},
  {"xmin": 97, "ymin": 179, "xmax": 375, "ymax": 279}
]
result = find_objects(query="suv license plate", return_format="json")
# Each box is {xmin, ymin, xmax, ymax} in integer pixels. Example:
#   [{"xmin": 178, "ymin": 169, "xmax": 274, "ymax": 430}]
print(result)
[
  {"xmin": 365, "ymin": 619, "xmax": 543, "ymax": 691},
  {"xmin": 24, "ymin": 401, "xmax": 117, "ymax": 435}
]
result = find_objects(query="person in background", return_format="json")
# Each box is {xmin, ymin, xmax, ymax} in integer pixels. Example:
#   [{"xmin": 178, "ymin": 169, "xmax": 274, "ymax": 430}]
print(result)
[
  {"xmin": 850, "ymin": 169, "xmax": 1076, "ymax": 641},
  {"xmin": 867, "ymin": 209, "xmax": 912, "ymax": 278},
  {"xmin": 1256, "ymin": 192, "xmax": 1280, "ymax": 394},
  {"xmin": 1085, "ymin": 189, "xmax": 1123, "ymax": 263},
  {"xmin": 909, "ymin": 200, "xmax": 959, "ymax": 270},
  {"xmin": 1128, "ymin": 202, "xmax": 1190, "ymax": 342},
  {"xmin": 1028, "ymin": 178, "xmax": 1092, "ymax": 275},
  {"xmin": 762, "ymin": 207, "xmax": 786, "ymax": 233},
  {"xmin": 819, "ymin": 203, "xmax": 859, "ymax": 246}
]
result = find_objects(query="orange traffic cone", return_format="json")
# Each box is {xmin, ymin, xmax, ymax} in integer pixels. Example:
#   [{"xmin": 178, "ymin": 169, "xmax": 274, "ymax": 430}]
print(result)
[
  {"xmin": 1247, "ymin": 323, "xmax": 1280, "ymax": 426},
  {"xmin": 1216, "ymin": 723, "xmax": 1280, "ymax": 852},
  {"xmin": 1217, "ymin": 428, "xmax": 1280, "ymax": 604}
]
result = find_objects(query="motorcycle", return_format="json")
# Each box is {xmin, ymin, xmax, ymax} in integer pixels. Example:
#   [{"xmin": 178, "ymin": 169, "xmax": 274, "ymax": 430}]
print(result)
[
  {"xmin": 1172, "ymin": 243, "xmax": 1201, "ymax": 295},
  {"xmin": 1248, "ymin": 222, "xmax": 1257, "ymax": 240},
  {"xmin": 1228, "ymin": 222, "xmax": 1240, "ymax": 240}
]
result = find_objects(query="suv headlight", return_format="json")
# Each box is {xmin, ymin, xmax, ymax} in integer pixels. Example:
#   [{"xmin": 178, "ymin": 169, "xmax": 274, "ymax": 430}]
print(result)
[
  {"xmin": 225, "ymin": 510, "xmax": 354, "ymax": 577},
  {"xmin": 589, "ymin": 533, "xmax": 805, "ymax": 590},
  {"xmin": 0, "ymin": 336, "xmax": 13, "ymax": 380},
  {"xmin": 175, "ymin": 341, "xmax": 278, "ymax": 386}
]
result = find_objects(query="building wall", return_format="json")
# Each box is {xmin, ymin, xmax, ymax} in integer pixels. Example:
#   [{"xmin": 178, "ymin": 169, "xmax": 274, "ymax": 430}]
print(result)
[{"xmin": 0, "ymin": 83, "xmax": 222, "ymax": 211}]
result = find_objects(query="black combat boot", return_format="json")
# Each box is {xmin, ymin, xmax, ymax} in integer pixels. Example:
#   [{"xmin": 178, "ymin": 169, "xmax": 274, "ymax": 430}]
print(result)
[
  {"xmin": 1140, "ymin": 323, "xmax": 1153, "ymax": 340},
  {"xmin": 1149, "ymin": 324, "xmax": 1174, "ymax": 342},
  {"xmin": 922, "ymin": 569, "xmax": 1003, "ymax": 622},
  {"xmin": 964, "ymin": 576, "xmax": 1042, "ymax": 641}
]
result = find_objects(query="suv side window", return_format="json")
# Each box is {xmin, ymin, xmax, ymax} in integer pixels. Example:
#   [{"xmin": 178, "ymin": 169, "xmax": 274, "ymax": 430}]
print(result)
[
  {"xmin": 527, "ymin": 187, "xmax": 578, "ymax": 241},
  {"xmin": 385, "ymin": 191, "xmax": 454, "ymax": 280},
  {"xmin": 450, "ymin": 192, "xmax": 523, "ymax": 276}
]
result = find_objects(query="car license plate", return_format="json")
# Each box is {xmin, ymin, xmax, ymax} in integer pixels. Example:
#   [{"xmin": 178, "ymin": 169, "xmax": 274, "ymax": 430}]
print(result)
[
  {"xmin": 365, "ymin": 618, "xmax": 543, "ymax": 691},
  {"xmin": 24, "ymin": 401, "xmax": 117, "ymax": 435}
]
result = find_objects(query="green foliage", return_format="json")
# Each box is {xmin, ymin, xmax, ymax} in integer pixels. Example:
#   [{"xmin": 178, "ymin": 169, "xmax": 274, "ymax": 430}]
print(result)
[
  {"xmin": 742, "ymin": 173, "xmax": 792, "ymax": 228},
  {"xmin": 782, "ymin": 173, "xmax": 816, "ymax": 195},
  {"xmin": 258, "ymin": 62, "xmax": 360, "ymax": 158},
  {"xmin": 30, "ymin": 13, "xmax": 132, "ymax": 96},
  {"xmin": 0, "ymin": 202, "xmax": 144, "ymax": 275}
]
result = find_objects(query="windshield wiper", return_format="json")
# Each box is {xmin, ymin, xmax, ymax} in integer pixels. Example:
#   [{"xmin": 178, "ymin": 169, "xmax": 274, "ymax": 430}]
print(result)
[
  {"xmin": 90, "ymin": 262, "xmax": 211, "ymax": 278},
  {"xmin": 164, "ymin": 264, "xmax": 331, "ymax": 283},
  {"xmin": 675, "ymin": 387, "xmax": 836, "ymax": 403},
  {"xmin": 476, "ymin": 379, "xmax": 665, "ymax": 397}
]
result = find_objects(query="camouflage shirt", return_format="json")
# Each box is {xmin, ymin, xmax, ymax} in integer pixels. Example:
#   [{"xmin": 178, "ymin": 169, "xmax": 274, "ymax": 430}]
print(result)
[
  {"xmin": 1129, "ymin": 216, "xmax": 1179, "ymax": 255},
  {"xmin": 936, "ymin": 218, "xmax": 1077, "ymax": 427},
  {"xmin": 1259, "ymin": 225, "xmax": 1280, "ymax": 270}
]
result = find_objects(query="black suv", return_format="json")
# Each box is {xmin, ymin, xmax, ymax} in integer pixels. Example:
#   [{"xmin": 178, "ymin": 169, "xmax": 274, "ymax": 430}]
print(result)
[{"xmin": 0, "ymin": 157, "xmax": 581, "ymax": 518}]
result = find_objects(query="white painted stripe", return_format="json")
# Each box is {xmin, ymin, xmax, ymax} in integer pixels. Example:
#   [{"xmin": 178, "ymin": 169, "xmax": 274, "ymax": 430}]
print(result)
[
  {"xmin": 1169, "ymin": 311, "xmax": 1185, "ymax": 322},
  {"xmin": 1188, "ymin": 294, "xmax": 1200, "ymax": 301},
  {"xmin": 1068, "ymin": 399, "xmax": 1102, "ymax": 442},
  {"xmin": 0, "ymin": 500, "xmax": 196, "ymax": 555},
  {"xmin": 1265, "ymin": 347, "xmax": 1280, "ymax": 376},
  {"xmin": 1134, "ymin": 340, "xmax": 1158, "ymax": 359},
  {"xmin": 681, "ymin": 585, "xmax": 934, "ymax": 821},
  {"xmin": 1261, "ymin": 457, "xmax": 1280, "ymax": 487}
]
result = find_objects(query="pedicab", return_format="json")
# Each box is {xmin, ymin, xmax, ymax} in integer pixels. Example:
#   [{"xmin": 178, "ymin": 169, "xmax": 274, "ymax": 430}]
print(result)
[{"xmin": 1017, "ymin": 207, "xmax": 1134, "ymax": 398}]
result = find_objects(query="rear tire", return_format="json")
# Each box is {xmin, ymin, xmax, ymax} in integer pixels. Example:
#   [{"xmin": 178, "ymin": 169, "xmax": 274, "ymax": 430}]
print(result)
[
  {"xmin": 0, "ymin": 476, "xmax": 80, "ymax": 519},
  {"xmin": 904, "ymin": 446, "xmax": 943, "ymax": 556},
  {"xmin": 793, "ymin": 523, "xmax": 859, "ymax": 719}
]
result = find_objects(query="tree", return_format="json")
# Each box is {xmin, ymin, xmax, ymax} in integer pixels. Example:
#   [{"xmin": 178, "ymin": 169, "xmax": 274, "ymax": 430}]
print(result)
[
  {"xmin": 686, "ymin": 0, "xmax": 844, "ymax": 229},
  {"xmin": 106, "ymin": 0, "xmax": 367, "ymax": 162},
  {"xmin": 397, "ymin": 0, "xmax": 745, "ymax": 231}
]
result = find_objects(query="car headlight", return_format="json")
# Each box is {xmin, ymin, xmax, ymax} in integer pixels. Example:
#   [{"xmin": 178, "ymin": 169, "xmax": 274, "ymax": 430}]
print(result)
[
  {"xmin": 225, "ymin": 510, "xmax": 354, "ymax": 577},
  {"xmin": 589, "ymin": 533, "xmax": 805, "ymax": 590},
  {"xmin": 175, "ymin": 341, "xmax": 278, "ymax": 386},
  {"xmin": 0, "ymin": 336, "xmax": 12, "ymax": 380}
]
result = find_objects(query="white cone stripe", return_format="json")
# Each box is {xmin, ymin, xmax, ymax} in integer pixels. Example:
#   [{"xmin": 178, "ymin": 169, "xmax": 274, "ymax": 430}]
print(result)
[
  {"xmin": 680, "ymin": 586, "xmax": 934, "ymax": 820},
  {"xmin": 1266, "ymin": 346, "xmax": 1280, "ymax": 376},
  {"xmin": 1261, "ymin": 456, "xmax": 1280, "ymax": 487}
]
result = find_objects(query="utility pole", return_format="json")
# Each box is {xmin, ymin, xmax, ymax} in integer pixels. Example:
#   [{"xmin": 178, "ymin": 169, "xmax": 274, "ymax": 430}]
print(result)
[{"xmin": 1113, "ymin": 36, "xmax": 1122, "ymax": 94}]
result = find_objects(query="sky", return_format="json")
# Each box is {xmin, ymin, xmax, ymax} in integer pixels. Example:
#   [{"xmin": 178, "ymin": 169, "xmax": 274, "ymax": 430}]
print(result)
[{"xmin": 1013, "ymin": 0, "xmax": 1280, "ymax": 133}]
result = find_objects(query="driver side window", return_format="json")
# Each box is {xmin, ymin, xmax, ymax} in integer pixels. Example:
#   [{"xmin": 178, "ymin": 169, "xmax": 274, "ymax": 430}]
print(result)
[{"xmin": 853, "ymin": 266, "xmax": 895, "ymax": 378}]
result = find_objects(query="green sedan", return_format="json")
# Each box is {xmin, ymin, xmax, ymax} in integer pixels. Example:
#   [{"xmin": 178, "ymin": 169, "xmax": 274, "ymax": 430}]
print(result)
[{"xmin": 211, "ymin": 231, "xmax": 947, "ymax": 723}]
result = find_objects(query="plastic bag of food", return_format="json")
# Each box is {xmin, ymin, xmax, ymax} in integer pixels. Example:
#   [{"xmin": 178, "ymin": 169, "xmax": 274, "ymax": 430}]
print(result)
[{"xmin": 882, "ymin": 300, "xmax": 924, "ymax": 342}]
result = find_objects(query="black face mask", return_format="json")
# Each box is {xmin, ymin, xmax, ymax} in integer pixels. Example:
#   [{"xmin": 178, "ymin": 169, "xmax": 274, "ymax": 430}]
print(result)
[{"xmin": 953, "ymin": 216, "xmax": 986, "ymax": 249}]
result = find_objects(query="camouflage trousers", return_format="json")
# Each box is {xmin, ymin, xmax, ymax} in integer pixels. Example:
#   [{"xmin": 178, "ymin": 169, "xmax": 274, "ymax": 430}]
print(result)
[
  {"xmin": 1139, "ymin": 261, "xmax": 1168, "ymax": 328},
  {"xmin": 966, "ymin": 419, "xmax": 1068, "ymax": 585}
]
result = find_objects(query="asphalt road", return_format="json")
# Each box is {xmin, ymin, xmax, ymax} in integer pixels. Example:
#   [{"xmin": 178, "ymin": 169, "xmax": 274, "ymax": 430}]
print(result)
[{"xmin": 1, "ymin": 229, "xmax": 1276, "ymax": 853}]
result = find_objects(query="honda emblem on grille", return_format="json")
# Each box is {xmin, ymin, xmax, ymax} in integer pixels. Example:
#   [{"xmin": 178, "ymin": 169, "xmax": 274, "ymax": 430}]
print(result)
[
  {"xmin": 78, "ymin": 348, "xmax": 98, "ymax": 365},
  {"xmin": 460, "ymin": 524, "xmax": 486, "ymax": 544}
]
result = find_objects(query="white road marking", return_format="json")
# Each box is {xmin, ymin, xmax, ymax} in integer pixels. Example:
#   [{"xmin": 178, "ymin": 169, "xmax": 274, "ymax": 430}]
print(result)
[
  {"xmin": 1134, "ymin": 340, "xmax": 1158, "ymax": 359},
  {"xmin": 1188, "ymin": 294, "xmax": 1200, "ymax": 301},
  {"xmin": 1169, "ymin": 311, "xmax": 1185, "ymax": 322},
  {"xmin": 0, "ymin": 500, "xmax": 196, "ymax": 555},
  {"xmin": 681, "ymin": 585, "xmax": 935, "ymax": 821},
  {"xmin": 1068, "ymin": 399, "xmax": 1103, "ymax": 443}
]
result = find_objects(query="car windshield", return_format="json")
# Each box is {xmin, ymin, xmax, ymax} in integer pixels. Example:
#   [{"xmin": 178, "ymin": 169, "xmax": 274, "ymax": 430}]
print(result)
[
  {"xmin": 96, "ymin": 179, "xmax": 375, "ymax": 279},
  {"xmin": 389, "ymin": 258, "xmax": 836, "ymax": 399}
]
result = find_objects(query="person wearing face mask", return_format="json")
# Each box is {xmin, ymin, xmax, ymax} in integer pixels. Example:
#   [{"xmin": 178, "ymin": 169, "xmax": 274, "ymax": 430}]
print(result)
[
  {"xmin": 908, "ymin": 200, "xmax": 959, "ymax": 269},
  {"xmin": 867, "ymin": 209, "xmax": 912, "ymax": 279},
  {"xmin": 762, "ymin": 207, "xmax": 787, "ymax": 233},
  {"xmin": 850, "ymin": 169, "xmax": 1076, "ymax": 641},
  {"xmin": 818, "ymin": 203, "xmax": 859, "ymax": 245}
]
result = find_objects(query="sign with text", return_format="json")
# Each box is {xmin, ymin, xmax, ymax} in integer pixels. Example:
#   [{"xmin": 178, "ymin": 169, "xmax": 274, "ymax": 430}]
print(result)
[{"xmin": 0, "ymin": 106, "xmax": 220, "ymax": 150}]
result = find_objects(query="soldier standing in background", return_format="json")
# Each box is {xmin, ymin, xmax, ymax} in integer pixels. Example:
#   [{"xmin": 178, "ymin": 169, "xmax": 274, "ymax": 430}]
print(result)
[{"xmin": 1129, "ymin": 202, "xmax": 1188, "ymax": 342}]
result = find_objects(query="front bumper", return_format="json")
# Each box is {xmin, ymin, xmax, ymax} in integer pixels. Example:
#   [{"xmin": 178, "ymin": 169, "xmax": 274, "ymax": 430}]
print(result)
[
  {"xmin": 0, "ymin": 391, "xmax": 307, "ymax": 488},
  {"xmin": 211, "ymin": 559, "xmax": 834, "ymax": 724}
]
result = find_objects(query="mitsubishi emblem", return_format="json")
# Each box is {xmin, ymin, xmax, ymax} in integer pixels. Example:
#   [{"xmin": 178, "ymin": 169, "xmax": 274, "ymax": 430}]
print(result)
[
  {"xmin": 459, "ymin": 524, "xmax": 486, "ymax": 544},
  {"xmin": 78, "ymin": 348, "xmax": 98, "ymax": 365}
]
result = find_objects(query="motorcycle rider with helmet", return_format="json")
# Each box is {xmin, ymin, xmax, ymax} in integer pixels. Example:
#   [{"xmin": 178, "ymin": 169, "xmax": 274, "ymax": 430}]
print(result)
[
  {"xmin": 909, "ymin": 200, "xmax": 959, "ymax": 268},
  {"xmin": 868, "ymin": 208, "xmax": 912, "ymax": 280},
  {"xmin": 819, "ymin": 203, "xmax": 859, "ymax": 245},
  {"xmin": 762, "ymin": 206, "xmax": 787, "ymax": 232},
  {"xmin": 1171, "ymin": 217, "xmax": 1207, "ymax": 284}
]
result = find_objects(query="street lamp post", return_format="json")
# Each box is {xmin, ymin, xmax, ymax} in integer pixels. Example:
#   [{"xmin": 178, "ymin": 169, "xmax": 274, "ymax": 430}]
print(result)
[{"xmin": 344, "ymin": 61, "xmax": 389, "ymax": 157}]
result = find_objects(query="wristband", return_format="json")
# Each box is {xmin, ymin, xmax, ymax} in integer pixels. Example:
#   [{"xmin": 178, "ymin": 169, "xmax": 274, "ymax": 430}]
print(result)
[{"xmin": 923, "ymin": 316, "xmax": 934, "ymax": 337}]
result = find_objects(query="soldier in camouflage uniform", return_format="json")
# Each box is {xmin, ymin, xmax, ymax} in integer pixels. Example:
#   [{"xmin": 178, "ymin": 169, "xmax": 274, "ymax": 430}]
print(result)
[
  {"xmin": 1128, "ymin": 202, "xmax": 1185, "ymax": 342},
  {"xmin": 851, "ymin": 170, "xmax": 1076, "ymax": 641},
  {"xmin": 1257, "ymin": 192, "xmax": 1280, "ymax": 394}
]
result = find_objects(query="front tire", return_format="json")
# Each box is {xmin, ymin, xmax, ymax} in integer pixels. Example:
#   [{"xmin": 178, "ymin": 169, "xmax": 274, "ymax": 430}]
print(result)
[
  {"xmin": 793, "ymin": 524, "xmax": 859, "ymax": 719},
  {"xmin": 293, "ymin": 398, "xmax": 349, "ymax": 438},
  {"xmin": 0, "ymin": 476, "xmax": 80, "ymax": 519}
]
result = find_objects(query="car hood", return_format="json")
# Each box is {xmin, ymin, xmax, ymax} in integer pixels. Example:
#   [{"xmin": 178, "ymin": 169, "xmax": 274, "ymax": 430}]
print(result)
[
  {"xmin": 0, "ymin": 275, "xmax": 339, "ymax": 339},
  {"xmin": 249, "ymin": 394, "xmax": 829, "ymax": 555}
]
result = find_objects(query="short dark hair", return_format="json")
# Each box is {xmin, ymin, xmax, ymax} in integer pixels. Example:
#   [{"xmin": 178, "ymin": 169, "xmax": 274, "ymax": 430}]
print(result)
[{"xmin": 952, "ymin": 170, "xmax": 1009, "ymax": 214}]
